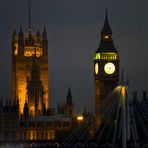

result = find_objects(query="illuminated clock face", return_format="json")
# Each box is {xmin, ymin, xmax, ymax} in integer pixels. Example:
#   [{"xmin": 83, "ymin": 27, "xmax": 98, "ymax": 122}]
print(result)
[
  {"xmin": 104, "ymin": 62, "xmax": 115, "ymax": 74},
  {"xmin": 95, "ymin": 63, "xmax": 99, "ymax": 75}
]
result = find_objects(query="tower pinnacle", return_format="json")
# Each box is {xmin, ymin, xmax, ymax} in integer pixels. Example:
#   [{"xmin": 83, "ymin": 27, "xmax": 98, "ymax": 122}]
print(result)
[
  {"xmin": 101, "ymin": 9, "xmax": 112, "ymax": 34},
  {"xmin": 19, "ymin": 25, "xmax": 24, "ymax": 38},
  {"xmin": 97, "ymin": 9, "xmax": 117, "ymax": 52},
  {"xmin": 43, "ymin": 26, "xmax": 47, "ymax": 39},
  {"xmin": 28, "ymin": 0, "xmax": 31, "ymax": 30},
  {"xmin": 12, "ymin": 27, "xmax": 17, "ymax": 39},
  {"xmin": 67, "ymin": 87, "xmax": 73, "ymax": 105}
]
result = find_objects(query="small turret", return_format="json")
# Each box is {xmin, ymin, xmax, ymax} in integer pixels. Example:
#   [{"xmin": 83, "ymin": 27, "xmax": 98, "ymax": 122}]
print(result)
[
  {"xmin": 18, "ymin": 25, "xmax": 24, "ymax": 39},
  {"xmin": 42, "ymin": 26, "xmax": 47, "ymax": 40},
  {"xmin": 23, "ymin": 100, "xmax": 29, "ymax": 118},
  {"xmin": 42, "ymin": 26, "xmax": 48, "ymax": 55},
  {"xmin": 18, "ymin": 25, "xmax": 24, "ymax": 55},
  {"xmin": 36, "ymin": 29, "xmax": 41, "ymax": 38},
  {"xmin": 12, "ymin": 28, "xmax": 17, "ymax": 41},
  {"xmin": 67, "ymin": 87, "xmax": 73, "ymax": 105},
  {"xmin": 66, "ymin": 87, "xmax": 74, "ymax": 116},
  {"xmin": 35, "ymin": 29, "xmax": 41, "ymax": 45}
]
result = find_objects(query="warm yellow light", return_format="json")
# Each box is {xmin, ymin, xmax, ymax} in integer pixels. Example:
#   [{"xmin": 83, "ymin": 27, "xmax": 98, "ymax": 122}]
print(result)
[
  {"xmin": 30, "ymin": 132, "xmax": 33, "ymax": 140},
  {"xmin": 14, "ymin": 49, "xmax": 18, "ymax": 55},
  {"xmin": 121, "ymin": 86, "xmax": 126, "ymax": 97},
  {"xmin": 94, "ymin": 52, "xmax": 118, "ymax": 60},
  {"xmin": 77, "ymin": 115, "xmax": 84, "ymax": 121},
  {"xmin": 105, "ymin": 35, "xmax": 109, "ymax": 39},
  {"xmin": 18, "ymin": 83, "xmax": 27, "ymax": 114},
  {"xmin": 94, "ymin": 53, "xmax": 100, "ymax": 60},
  {"xmin": 95, "ymin": 63, "xmax": 99, "ymax": 75},
  {"xmin": 104, "ymin": 62, "xmax": 115, "ymax": 74},
  {"xmin": 24, "ymin": 47, "xmax": 42, "ymax": 57},
  {"xmin": 14, "ymin": 44, "xmax": 18, "ymax": 55}
]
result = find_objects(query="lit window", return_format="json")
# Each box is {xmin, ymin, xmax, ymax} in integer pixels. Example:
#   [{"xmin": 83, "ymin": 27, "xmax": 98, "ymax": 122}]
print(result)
[
  {"xmin": 95, "ymin": 63, "xmax": 99, "ymax": 75},
  {"xmin": 14, "ymin": 44, "xmax": 18, "ymax": 55},
  {"xmin": 14, "ymin": 49, "xmax": 18, "ymax": 55}
]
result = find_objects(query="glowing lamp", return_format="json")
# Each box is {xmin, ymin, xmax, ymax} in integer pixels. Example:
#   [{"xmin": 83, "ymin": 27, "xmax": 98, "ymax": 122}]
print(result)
[{"xmin": 77, "ymin": 115, "xmax": 84, "ymax": 121}]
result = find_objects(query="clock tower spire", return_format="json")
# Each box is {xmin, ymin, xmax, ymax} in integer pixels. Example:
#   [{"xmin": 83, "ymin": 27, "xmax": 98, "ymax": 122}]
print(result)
[
  {"xmin": 28, "ymin": 0, "xmax": 31, "ymax": 30},
  {"xmin": 101, "ymin": 9, "xmax": 112, "ymax": 34},
  {"xmin": 94, "ymin": 10, "xmax": 119, "ymax": 127}
]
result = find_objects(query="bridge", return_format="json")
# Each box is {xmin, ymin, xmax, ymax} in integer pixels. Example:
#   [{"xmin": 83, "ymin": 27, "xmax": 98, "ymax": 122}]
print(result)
[
  {"xmin": 1, "ymin": 83, "xmax": 148, "ymax": 147},
  {"xmin": 61, "ymin": 80, "xmax": 148, "ymax": 147}
]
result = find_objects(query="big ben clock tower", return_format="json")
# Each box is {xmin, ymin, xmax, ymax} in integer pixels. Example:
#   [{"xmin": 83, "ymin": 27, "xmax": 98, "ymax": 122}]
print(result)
[{"xmin": 94, "ymin": 10, "xmax": 119, "ymax": 127}]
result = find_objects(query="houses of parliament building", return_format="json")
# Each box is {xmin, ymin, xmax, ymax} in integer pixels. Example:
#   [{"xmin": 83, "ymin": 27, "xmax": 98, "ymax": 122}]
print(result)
[
  {"xmin": 0, "ymin": 7, "xmax": 117, "ymax": 142},
  {"xmin": 1, "ymin": 2, "xmax": 145, "ymax": 144},
  {"xmin": 0, "ymin": 1, "xmax": 74, "ymax": 142},
  {"xmin": 0, "ymin": 5, "xmax": 118, "ymax": 142}
]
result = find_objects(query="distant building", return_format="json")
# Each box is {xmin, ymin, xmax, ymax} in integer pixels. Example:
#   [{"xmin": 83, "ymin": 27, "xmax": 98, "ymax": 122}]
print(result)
[
  {"xmin": 0, "ymin": 100, "xmax": 19, "ymax": 142},
  {"xmin": 19, "ymin": 115, "xmax": 72, "ymax": 141},
  {"xmin": 57, "ymin": 87, "xmax": 74, "ymax": 116},
  {"xmin": 0, "ymin": 92, "xmax": 73, "ymax": 143}
]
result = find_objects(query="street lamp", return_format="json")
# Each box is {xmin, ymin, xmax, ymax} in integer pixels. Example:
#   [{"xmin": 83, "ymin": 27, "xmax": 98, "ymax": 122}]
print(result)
[{"xmin": 77, "ymin": 115, "xmax": 84, "ymax": 122}]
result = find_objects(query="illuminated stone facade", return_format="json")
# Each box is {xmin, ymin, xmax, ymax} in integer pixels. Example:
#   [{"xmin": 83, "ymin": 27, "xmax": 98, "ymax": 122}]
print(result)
[
  {"xmin": 0, "ymin": 101, "xmax": 72, "ymax": 142},
  {"xmin": 19, "ymin": 116, "xmax": 72, "ymax": 141},
  {"xmin": 94, "ymin": 11, "xmax": 119, "ymax": 127},
  {"xmin": 26, "ymin": 52, "xmax": 46, "ymax": 117},
  {"xmin": 12, "ymin": 27, "xmax": 48, "ymax": 114}
]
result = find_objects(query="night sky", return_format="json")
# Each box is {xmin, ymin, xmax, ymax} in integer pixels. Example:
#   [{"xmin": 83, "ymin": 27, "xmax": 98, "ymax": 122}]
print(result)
[{"xmin": 0, "ymin": 0, "xmax": 148, "ymax": 114}]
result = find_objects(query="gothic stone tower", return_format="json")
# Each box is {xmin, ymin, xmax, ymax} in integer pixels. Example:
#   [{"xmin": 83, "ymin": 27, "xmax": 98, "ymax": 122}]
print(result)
[
  {"xmin": 94, "ymin": 11, "xmax": 119, "ymax": 127},
  {"xmin": 26, "ymin": 51, "xmax": 45, "ymax": 117},
  {"xmin": 57, "ymin": 87, "xmax": 74, "ymax": 116},
  {"xmin": 12, "ymin": 27, "xmax": 48, "ymax": 114}
]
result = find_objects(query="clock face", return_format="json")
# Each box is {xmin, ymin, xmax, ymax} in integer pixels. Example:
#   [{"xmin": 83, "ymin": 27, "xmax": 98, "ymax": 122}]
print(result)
[
  {"xmin": 104, "ymin": 62, "xmax": 115, "ymax": 74},
  {"xmin": 95, "ymin": 63, "xmax": 99, "ymax": 75}
]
